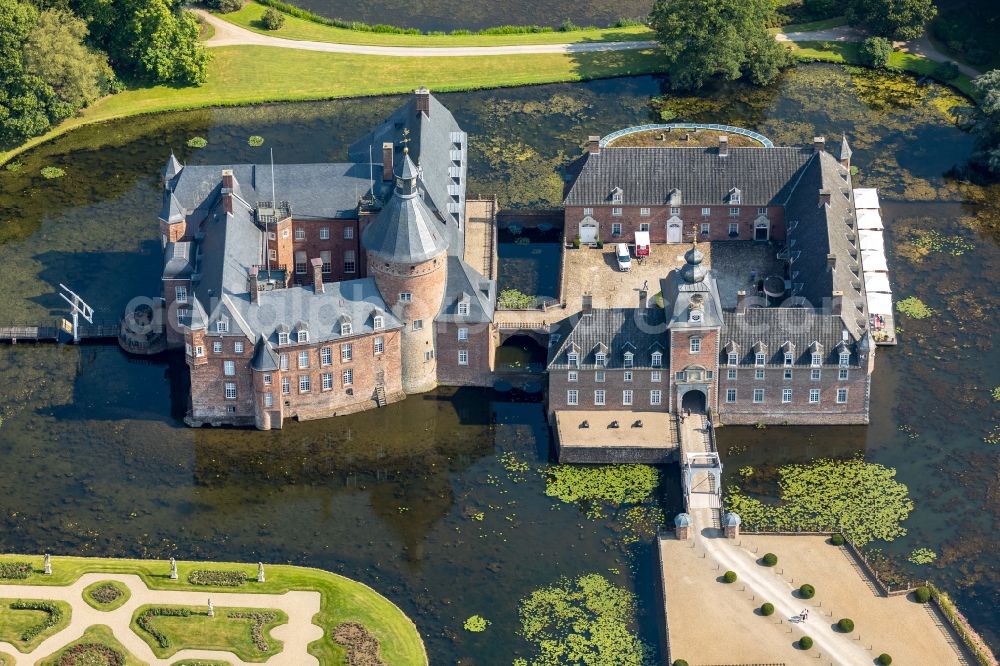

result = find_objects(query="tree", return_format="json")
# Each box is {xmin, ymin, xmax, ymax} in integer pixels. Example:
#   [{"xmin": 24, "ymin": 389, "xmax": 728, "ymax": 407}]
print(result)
[
  {"xmin": 23, "ymin": 9, "xmax": 115, "ymax": 108},
  {"xmin": 73, "ymin": 0, "xmax": 210, "ymax": 85},
  {"xmin": 961, "ymin": 69, "xmax": 1000, "ymax": 176},
  {"xmin": 260, "ymin": 6, "xmax": 283, "ymax": 30},
  {"xmin": 861, "ymin": 36, "xmax": 893, "ymax": 68},
  {"xmin": 846, "ymin": 0, "xmax": 936, "ymax": 40},
  {"xmin": 649, "ymin": 0, "xmax": 792, "ymax": 90}
]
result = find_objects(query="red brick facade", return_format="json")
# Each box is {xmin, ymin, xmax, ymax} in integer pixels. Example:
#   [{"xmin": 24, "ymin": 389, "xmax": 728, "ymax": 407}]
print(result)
[
  {"xmin": 565, "ymin": 204, "xmax": 785, "ymax": 245},
  {"xmin": 435, "ymin": 322, "xmax": 497, "ymax": 387},
  {"xmin": 547, "ymin": 367, "xmax": 670, "ymax": 420},
  {"xmin": 668, "ymin": 327, "xmax": 721, "ymax": 413}
]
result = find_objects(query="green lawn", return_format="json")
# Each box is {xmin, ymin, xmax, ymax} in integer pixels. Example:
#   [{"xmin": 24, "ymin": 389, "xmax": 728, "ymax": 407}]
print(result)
[
  {"xmin": 83, "ymin": 579, "xmax": 132, "ymax": 611},
  {"xmin": 0, "ymin": 554, "xmax": 427, "ymax": 665},
  {"xmin": 0, "ymin": 652, "xmax": 13, "ymax": 666},
  {"xmin": 0, "ymin": 44, "xmax": 666, "ymax": 167},
  {"xmin": 219, "ymin": 2, "xmax": 654, "ymax": 46},
  {"xmin": 0, "ymin": 598, "xmax": 72, "ymax": 652},
  {"xmin": 132, "ymin": 605, "xmax": 286, "ymax": 662},
  {"xmin": 38, "ymin": 624, "xmax": 147, "ymax": 666}
]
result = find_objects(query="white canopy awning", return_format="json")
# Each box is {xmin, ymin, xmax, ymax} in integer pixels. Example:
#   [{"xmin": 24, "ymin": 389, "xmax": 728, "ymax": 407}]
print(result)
[
  {"xmin": 861, "ymin": 251, "xmax": 888, "ymax": 272},
  {"xmin": 857, "ymin": 209, "xmax": 884, "ymax": 230},
  {"xmin": 853, "ymin": 188, "xmax": 881, "ymax": 211},
  {"xmin": 864, "ymin": 272, "xmax": 892, "ymax": 293},
  {"xmin": 867, "ymin": 292, "xmax": 894, "ymax": 314},
  {"xmin": 859, "ymin": 229, "xmax": 885, "ymax": 252}
]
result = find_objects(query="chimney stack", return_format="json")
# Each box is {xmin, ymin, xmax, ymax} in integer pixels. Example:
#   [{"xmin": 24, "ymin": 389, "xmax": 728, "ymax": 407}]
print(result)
[
  {"xmin": 827, "ymin": 253, "xmax": 837, "ymax": 270},
  {"xmin": 415, "ymin": 87, "xmax": 430, "ymax": 116},
  {"xmin": 736, "ymin": 290, "xmax": 747, "ymax": 314},
  {"xmin": 587, "ymin": 135, "xmax": 601, "ymax": 155},
  {"xmin": 221, "ymin": 169, "xmax": 235, "ymax": 214},
  {"xmin": 719, "ymin": 135, "xmax": 729, "ymax": 157},
  {"xmin": 249, "ymin": 266, "xmax": 260, "ymax": 303},
  {"xmin": 831, "ymin": 290, "xmax": 843, "ymax": 316},
  {"xmin": 813, "ymin": 136, "xmax": 826, "ymax": 153},
  {"xmin": 382, "ymin": 142, "xmax": 394, "ymax": 182},
  {"xmin": 311, "ymin": 257, "xmax": 324, "ymax": 294},
  {"xmin": 819, "ymin": 189, "xmax": 831, "ymax": 207},
  {"xmin": 582, "ymin": 294, "xmax": 593, "ymax": 313}
]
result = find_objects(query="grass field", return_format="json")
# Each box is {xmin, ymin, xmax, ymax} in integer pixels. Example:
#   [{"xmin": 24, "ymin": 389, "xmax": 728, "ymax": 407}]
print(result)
[
  {"xmin": 0, "ymin": 44, "xmax": 666, "ymax": 166},
  {"xmin": 131, "ymin": 604, "xmax": 286, "ymax": 662},
  {"xmin": 219, "ymin": 2, "xmax": 654, "ymax": 46},
  {"xmin": 0, "ymin": 554, "xmax": 427, "ymax": 666},
  {"xmin": 0, "ymin": 599, "xmax": 72, "ymax": 652},
  {"xmin": 37, "ymin": 624, "xmax": 147, "ymax": 666}
]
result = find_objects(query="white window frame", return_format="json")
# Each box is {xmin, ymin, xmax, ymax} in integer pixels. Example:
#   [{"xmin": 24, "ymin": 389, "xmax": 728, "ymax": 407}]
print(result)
[
  {"xmin": 373, "ymin": 316, "xmax": 384, "ymax": 331},
  {"xmin": 264, "ymin": 392, "xmax": 273, "ymax": 408},
  {"xmin": 727, "ymin": 368, "xmax": 737, "ymax": 380},
  {"xmin": 594, "ymin": 390, "xmax": 606, "ymax": 406},
  {"xmin": 263, "ymin": 373, "xmax": 272, "ymax": 385},
  {"xmin": 839, "ymin": 368, "xmax": 849, "ymax": 380},
  {"xmin": 568, "ymin": 352, "xmax": 579, "ymax": 367},
  {"xmin": 322, "ymin": 373, "xmax": 333, "ymax": 391},
  {"xmin": 224, "ymin": 382, "xmax": 237, "ymax": 400},
  {"xmin": 175, "ymin": 286, "xmax": 188, "ymax": 304},
  {"xmin": 216, "ymin": 320, "xmax": 228, "ymax": 333},
  {"xmin": 595, "ymin": 352, "xmax": 606, "ymax": 365},
  {"xmin": 223, "ymin": 360, "xmax": 235, "ymax": 376},
  {"xmin": 612, "ymin": 207, "xmax": 622, "ymax": 217},
  {"xmin": 651, "ymin": 352, "xmax": 662, "ymax": 368},
  {"xmin": 640, "ymin": 207, "xmax": 650, "ymax": 217},
  {"xmin": 611, "ymin": 222, "xmax": 622, "ymax": 236},
  {"xmin": 811, "ymin": 368, "xmax": 822, "ymax": 380},
  {"xmin": 582, "ymin": 207, "xmax": 593, "ymax": 216},
  {"xmin": 299, "ymin": 375, "xmax": 311, "ymax": 393},
  {"xmin": 729, "ymin": 207, "xmax": 740, "ymax": 217},
  {"xmin": 321, "ymin": 347, "xmax": 332, "ymax": 366},
  {"xmin": 298, "ymin": 350, "xmax": 310, "ymax": 369},
  {"xmin": 458, "ymin": 327, "xmax": 469, "ymax": 341},
  {"xmin": 701, "ymin": 207, "xmax": 711, "ymax": 217},
  {"xmin": 213, "ymin": 341, "xmax": 223, "ymax": 354},
  {"xmin": 650, "ymin": 389, "xmax": 662, "ymax": 405},
  {"xmin": 727, "ymin": 352, "xmax": 738, "ymax": 366},
  {"xmin": 341, "ymin": 322, "xmax": 352, "ymax": 336},
  {"xmin": 374, "ymin": 336, "xmax": 384, "ymax": 354},
  {"xmin": 279, "ymin": 353, "xmax": 288, "ymax": 371},
  {"xmin": 729, "ymin": 222, "xmax": 739, "ymax": 236},
  {"xmin": 639, "ymin": 222, "xmax": 650, "ymax": 232},
  {"xmin": 690, "ymin": 337, "xmax": 701, "ymax": 353},
  {"xmin": 344, "ymin": 226, "xmax": 354, "ymax": 239},
  {"xmin": 811, "ymin": 352, "xmax": 822, "ymax": 367},
  {"xmin": 458, "ymin": 350, "xmax": 469, "ymax": 365},
  {"xmin": 319, "ymin": 227, "xmax": 330, "ymax": 240},
  {"xmin": 567, "ymin": 389, "xmax": 579, "ymax": 406},
  {"xmin": 342, "ymin": 369, "xmax": 353, "ymax": 386},
  {"xmin": 758, "ymin": 207, "xmax": 767, "ymax": 215},
  {"xmin": 726, "ymin": 388, "xmax": 737, "ymax": 403},
  {"xmin": 753, "ymin": 388, "xmax": 765, "ymax": 403},
  {"xmin": 755, "ymin": 368, "xmax": 765, "ymax": 380},
  {"xmin": 623, "ymin": 371, "xmax": 633, "ymax": 382},
  {"xmin": 234, "ymin": 341, "xmax": 244, "ymax": 354},
  {"xmin": 671, "ymin": 206, "xmax": 681, "ymax": 216},
  {"xmin": 623, "ymin": 390, "xmax": 633, "ymax": 406},
  {"xmin": 297, "ymin": 330, "xmax": 309, "ymax": 343},
  {"xmin": 651, "ymin": 370, "xmax": 661, "ymax": 382},
  {"xmin": 623, "ymin": 352, "xmax": 634, "ymax": 368},
  {"xmin": 700, "ymin": 222, "xmax": 710, "ymax": 235},
  {"xmin": 281, "ymin": 377, "xmax": 290, "ymax": 395},
  {"xmin": 784, "ymin": 352, "xmax": 793, "ymax": 366},
  {"xmin": 809, "ymin": 389, "xmax": 821, "ymax": 404},
  {"xmin": 400, "ymin": 292, "xmax": 412, "ymax": 302},
  {"xmin": 782, "ymin": 388, "xmax": 793, "ymax": 403},
  {"xmin": 458, "ymin": 302, "xmax": 470, "ymax": 316},
  {"xmin": 837, "ymin": 388, "xmax": 848, "ymax": 403},
  {"xmin": 839, "ymin": 351, "xmax": 851, "ymax": 367},
  {"xmin": 568, "ymin": 371, "xmax": 578, "ymax": 382},
  {"xmin": 294, "ymin": 228, "xmax": 305, "ymax": 241},
  {"xmin": 595, "ymin": 370, "xmax": 605, "ymax": 383},
  {"xmin": 755, "ymin": 352, "xmax": 766, "ymax": 367},
  {"xmin": 412, "ymin": 319, "xmax": 423, "ymax": 331},
  {"xmin": 784, "ymin": 368, "xmax": 793, "ymax": 380},
  {"xmin": 341, "ymin": 343, "xmax": 353, "ymax": 361}
]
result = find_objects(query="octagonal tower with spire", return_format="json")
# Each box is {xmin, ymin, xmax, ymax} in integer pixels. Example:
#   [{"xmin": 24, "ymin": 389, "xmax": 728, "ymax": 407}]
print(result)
[{"xmin": 363, "ymin": 150, "xmax": 449, "ymax": 394}]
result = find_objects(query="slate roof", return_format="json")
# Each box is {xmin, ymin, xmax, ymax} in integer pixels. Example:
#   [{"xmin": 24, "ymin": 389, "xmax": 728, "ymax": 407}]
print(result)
[
  {"xmin": 163, "ymin": 242, "xmax": 194, "ymax": 279},
  {"xmin": 159, "ymin": 191, "xmax": 185, "ymax": 224},
  {"xmin": 721, "ymin": 308, "xmax": 857, "ymax": 366},
  {"xmin": 348, "ymin": 90, "xmax": 467, "ymax": 256},
  {"xmin": 564, "ymin": 147, "xmax": 814, "ymax": 206},
  {"xmin": 547, "ymin": 309, "xmax": 668, "ymax": 370},
  {"xmin": 163, "ymin": 152, "xmax": 183, "ymax": 183},
  {"xmin": 436, "ymin": 256, "xmax": 495, "ymax": 324},
  {"xmin": 250, "ymin": 338, "xmax": 279, "ymax": 371}
]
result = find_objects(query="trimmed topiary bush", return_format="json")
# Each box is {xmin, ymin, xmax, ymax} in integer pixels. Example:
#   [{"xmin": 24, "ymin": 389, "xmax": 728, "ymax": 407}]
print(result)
[
  {"xmin": 799, "ymin": 635, "xmax": 813, "ymax": 649},
  {"xmin": 762, "ymin": 553, "xmax": 777, "ymax": 566},
  {"xmin": 760, "ymin": 602, "xmax": 774, "ymax": 616},
  {"xmin": 723, "ymin": 570, "xmax": 737, "ymax": 583},
  {"xmin": 830, "ymin": 533, "xmax": 845, "ymax": 546},
  {"xmin": 672, "ymin": 661, "xmax": 689, "ymax": 666},
  {"xmin": 914, "ymin": 586, "xmax": 932, "ymax": 603},
  {"xmin": 799, "ymin": 583, "xmax": 815, "ymax": 599},
  {"xmin": 837, "ymin": 618, "xmax": 854, "ymax": 632},
  {"xmin": 877, "ymin": 654, "xmax": 892, "ymax": 665}
]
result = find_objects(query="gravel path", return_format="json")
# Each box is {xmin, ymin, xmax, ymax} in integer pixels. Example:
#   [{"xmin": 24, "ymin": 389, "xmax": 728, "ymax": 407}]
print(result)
[{"xmin": 0, "ymin": 573, "xmax": 323, "ymax": 665}]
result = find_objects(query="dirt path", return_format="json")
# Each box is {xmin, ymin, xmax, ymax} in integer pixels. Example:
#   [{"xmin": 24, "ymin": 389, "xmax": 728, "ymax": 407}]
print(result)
[
  {"xmin": 0, "ymin": 573, "xmax": 323, "ymax": 665},
  {"xmin": 896, "ymin": 33, "xmax": 982, "ymax": 77}
]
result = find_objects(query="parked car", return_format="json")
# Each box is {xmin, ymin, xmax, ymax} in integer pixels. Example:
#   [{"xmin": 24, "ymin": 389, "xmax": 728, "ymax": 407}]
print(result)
[{"xmin": 616, "ymin": 243, "xmax": 632, "ymax": 272}]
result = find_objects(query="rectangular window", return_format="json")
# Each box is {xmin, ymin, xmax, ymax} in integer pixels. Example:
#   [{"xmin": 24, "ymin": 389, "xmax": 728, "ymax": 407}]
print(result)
[
  {"xmin": 753, "ymin": 388, "xmax": 764, "ymax": 403},
  {"xmin": 755, "ymin": 369, "xmax": 765, "ymax": 380},
  {"xmin": 640, "ymin": 207, "xmax": 650, "ymax": 217},
  {"xmin": 322, "ymin": 373, "xmax": 333, "ymax": 391},
  {"xmin": 623, "ymin": 390, "xmax": 633, "ymax": 406},
  {"xmin": 612, "ymin": 192, "xmax": 623, "ymax": 203},
  {"xmin": 612, "ymin": 207, "xmax": 622, "ymax": 217},
  {"xmin": 594, "ymin": 390, "xmax": 606, "ymax": 406},
  {"xmin": 319, "ymin": 227, "xmax": 330, "ymax": 240},
  {"xmin": 264, "ymin": 392, "xmax": 273, "ymax": 408},
  {"xmin": 568, "ymin": 371, "xmax": 578, "ymax": 382},
  {"xmin": 341, "ymin": 343, "xmax": 353, "ymax": 361},
  {"xmin": 701, "ymin": 207, "xmax": 711, "ymax": 217},
  {"xmin": 611, "ymin": 223, "xmax": 622, "ymax": 236},
  {"xmin": 279, "ymin": 353, "xmax": 288, "ymax": 371},
  {"xmin": 458, "ymin": 302, "xmax": 470, "ymax": 316},
  {"xmin": 583, "ymin": 208, "xmax": 593, "ymax": 216},
  {"xmin": 344, "ymin": 226, "xmax": 354, "ymax": 239},
  {"xmin": 295, "ymin": 228, "xmax": 306, "ymax": 240},
  {"xmin": 729, "ymin": 222, "xmax": 739, "ymax": 236},
  {"xmin": 839, "ymin": 368, "xmax": 849, "ymax": 380},
  {"xmin": 567, "ymin": 389, "xmax": 579, "ymax": 406},
  {"xmin": 727, "ymin": 368, "xmax": 737, "ymax": 380},
  {"xmin": 651, "ymin": 352, "xmax": 662, "ymax": 368},
  {"xmin": 689, "ymin": 337, "xmax": 701, "ymax": 353},
  {"xmin": 811, "ymin": 352, "xmax": 822, "ymax": 367},
  {"xmin": 782, "ymin": 388, "xmax": 793, "ymax": 403},
  {"xmin": 458, "ymin": 350, "xmax": 468, "ymax": 365},
  {"xmin": 809, "ymin": 389, "xmax": 821, "ymax": 404},
  {"xmin": 317, "ymin": 347, "xmax": 329, "ymax": 366},
  {"xmin": 175, "ymin": 286, "xmax": 188, "ymax": 304},
  {"xmin": 268, "ymin": 249, "xmax": 277, "ymax": 261},
  {"xmin": 298, "ymin": 351, "xmax": 310, "ymax": 369},
  {"xmin": 671, "ymin": 206, "xmax": 680, "ymax": 216},
  {"xmin": 568, "ymin": 352, "xmax": 579, "ymax": 367},
  {"xmin": 727, "ymin": 352, "xmax": 738, "ymax": 366},
  {"xmin": 726, "ymin": 388, "xmax": 737, "ymax": 403},
  {"xmin": 216, "ymin": 321, "xmax": 228, "ymax": 333},
  {"xmin": 784, "ymin": 368, "xmax": 793, "ymax": 380},
  {"xmin": 730, "ymin": 207, "xmax": 740, "ymax": 217},
  {"xmin": 295, "ymin": 251, "xmax": 307, "ymax": 274},
  {"xmin": 639, "ymin": 223, "xmax": 650, "ymax": 232},
  {"xmin": 373, "ymin": 316, "xmax": 384, "ymax": 331},
  {"xmin": 374, "ymin": 336, "xmax": 384, "ymax": 354},
  {"xmin": 299, "ymin": 375, "xmax": 311, "ymax": 393},
  {"xmin": 839, "ymin": 352, "xmax": 851, "ymax": 367},
  {"xmin": 213, "ymin": 341, "xmax": 223, "ymax": 353},
  {"xmin": 595, "ymin": 352, "xmax": 606, "ymax": 365},
  {"xmin": 624, "ymin": 371, "xmax": 633, "ymax": 382},
  {"xmin": 224, "ymin": 382, "xmax": 236, "ymax": 400},
  {"xmin": 623, "ymin": 353, "xmax": 634, "ymax": 368},
  {"xmin": 234, "ymin": 341, "xmax": 244, "ymax": 354},
  {"xmin": 755, "ymin": 352, "xmax": 766, "ymax": 366},
  {"xmin": 758, "ymin": 207, "xmax": 767, "ymax": 215},
  {"xmin": 344, "ymin": 250, "xmax": 356, "ymax": 274},
  {"xmin": 297, "ymin": 330, "xmax": 309, "ymax": 343},
  {"xmin": 837, "ymin": 388, "xmax": 848, "ymax": 403},
  {"xmin": 595, "ymin": 371, "xmax": 605, "ymax": 383},
  {"xmin": 651, "ymin": 370, "xmax": 662, "ymax": 382},
  {"xmin": 700, "ymin": 222, "xmax": 710, "ymax": 235},
  {"xmin": 426, "ymin": 350, "xmax": 435, "ymax": 361},
  {"xmin": 223, "ymin": 360, "xmax": 235, "ymax": 376},
  {"xmin": 784, "ymin": 352, "xmax": 793, "ymax": 366},
  {"xmin": 281, "ymin": 377, "xmax": 290, "ymax": 395},
  {"xmin": 400, "ymin": 292, "xmax": 412, "ymax": 302},
  {"xmin": 811, "ymin": 368, "xmax": 822, "ymax": 380},
  {"xmin": 263, "ymin": 373, "xmax": 272, "ymax": 385},
  {"xmin": 282, "ymin": 228, "xmax": 290, "ymax": 239},
  {"xmin": 320, "ymin": 250, "xmax": 332, "ymax": 274},
  {"xmin": 458, "ymin": 327, "xmax": 468, "ymax": 341},
  {"xmin": 412, "ymin": 320, "xmax": 423, "ymax": 331},
  {"xmin": 650, "ymin": 390, "xmax": 662, "ymax": 405}
]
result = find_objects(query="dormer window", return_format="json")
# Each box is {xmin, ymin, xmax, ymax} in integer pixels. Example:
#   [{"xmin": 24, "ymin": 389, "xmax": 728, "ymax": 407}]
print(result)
[
  {"xmin": 729, "ymin": 188, "xmax": 741, "ymax": 204},
  {"xmin": 278, "ymin": 331, "xmax": 289, "ymax": 345},
  {"xmin": 811, "ymin": 352, "xmax": 822, "ymax": 367},
  {"xmin": 728, "ymin": 352, "xmax": 738, "ymax": 366},
  {"xmin": 624, "ymin": 352, "xmax": 634, "ymax": 368},
  {"xmin": 651, "ymin": 352, "xmax": 663, "ymax": 368},
  {"xmin": 755, "ymin": 352, "xmax": 766, "ymax": 366},
  {"xmin": 839, "ymin": 351, "xmax": 850, "ymax": 367},
  {"xmin": 568, "ymin": 352, "xmax": 579, "ymax": 367},
  {"xmin": 595, "ymin": 352, "xmax": 607, "ymax": 365},
  {"xmin": 373, "ymin": 316, "xmax": 384, "ymax": 331},
  {"xmin": 340, "ymin": 322, "xmax": 352, "ymax": 336},
  {"xmin": 297, "ymin": 330, "xmax": 309, "ymax": 343},
  {"xmin": 784, "ymin": 352, "xmax": 793, "ymax": 366},
  {"xmin": 216, "ymin": 320, "xmax": 229, "ymax": 333},
  {"xmin": 611, "ymin": 188, "xmax": 623, "ymax": 204},
  {"xmin": 458, "ymin": 302, "xmax": 469, "ymax": 316}
]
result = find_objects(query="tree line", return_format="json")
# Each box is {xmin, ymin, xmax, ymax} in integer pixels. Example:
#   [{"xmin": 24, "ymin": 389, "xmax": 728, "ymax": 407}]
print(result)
[{"xmin": 0, "ymin": 0, "xmax": 207, "ymax": 147}]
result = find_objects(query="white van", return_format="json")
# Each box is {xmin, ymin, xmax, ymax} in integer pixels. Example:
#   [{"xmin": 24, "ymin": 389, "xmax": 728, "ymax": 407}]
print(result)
[{"xmin": 616, "ymin": 243, "xmax": 632, "ymax": 272}]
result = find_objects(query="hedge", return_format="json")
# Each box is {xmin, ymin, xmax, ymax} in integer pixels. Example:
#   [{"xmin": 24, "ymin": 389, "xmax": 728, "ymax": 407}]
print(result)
[{"xmin": 187, "ymin": 570, "xmax": 247, "ymax": 587}]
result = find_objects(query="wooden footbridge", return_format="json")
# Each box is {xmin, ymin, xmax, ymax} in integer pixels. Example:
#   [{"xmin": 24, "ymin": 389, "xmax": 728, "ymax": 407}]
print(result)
[{"xmin": 0, "ymin": 319, "xmax": 120, "ymax": 343}]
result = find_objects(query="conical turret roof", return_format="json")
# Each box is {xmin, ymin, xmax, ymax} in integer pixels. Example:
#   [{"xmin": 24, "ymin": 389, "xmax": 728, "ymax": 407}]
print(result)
[
  {"xmin": 363, "ymin": 153, "xmax": 448, "ymax": 263},
  {"xmin": 163, "ymin": 152, "xmax": 183, "ymax": 182}
]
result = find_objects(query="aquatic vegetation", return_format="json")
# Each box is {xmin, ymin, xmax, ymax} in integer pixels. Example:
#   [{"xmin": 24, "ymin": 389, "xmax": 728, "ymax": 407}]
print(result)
[
  {"xmin": 725, "ymin": 457, "xmax": 914, "ymax": 546},
  {"xmin": 738, "ymin": 465, "xmax": 754, "ymax": 478},
  {"xmin": 908, "ymin": 547, "xmax": 937, "ymax": 565},
  {"xmin": 498, "ymin": 289, "xmax": 536, "ymax": 309},
  {"xmin": 4, "ymin": 162, "xmax": 22, "ymax": 173},
  {"xmin": 991, "ymin": 387, "xmax": 999, "ymax": 402},
  {"xmin": 187, "ymin": 136, "xmax": 208, "ymax": 148},
  {"xmin": 40, "ymin": 167, "xmax": 65, "ymax": 179},
  {"xmin": 248, "ymin": 135, "xmax": 265, "ymax": 147},
  {"xmin": 897, "ymin": 296, "xmax": 934, "ymax": 319},
  {"xmin": 463, "ymin": 614, "xmax": 489, "ymax": 632},
  {"xmin": 983, "ymin": 425, "xmax": 1000, "ymax": 446},
  {"xmin": 514, "ymin": 573, "xmax": 649, "ymax": 666},
  {"xmin": 909, "ymin": 229, "xmax": 975, "ymax": 257},
  {"xmin": 619, "ymin": 504, "xmax": 665, "ymax": 545},
  {"xmin": 543, "ymin": 464, "xmax": 658, "ymax": 517}
]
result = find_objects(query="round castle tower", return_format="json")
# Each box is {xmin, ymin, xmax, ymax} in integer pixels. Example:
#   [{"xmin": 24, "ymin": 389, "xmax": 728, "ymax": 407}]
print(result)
[{"xmin": 363, "ymin": 151, "xmax": 449, "ymax": 394}]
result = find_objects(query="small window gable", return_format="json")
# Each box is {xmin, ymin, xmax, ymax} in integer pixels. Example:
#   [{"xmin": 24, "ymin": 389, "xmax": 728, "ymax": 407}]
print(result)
[
  {"xmin": 752, "ymin": 341, "xmax": 768, "ymax": 353},
  {"xmin": 723, "ymin": 340, "xmax": 740, "ymax": 354},
  {"xmin": 668, "ymin": 188, "xmax": 682, "ymax": 205},
  {"xmin": 294, "ymin": 321, "xmax": 309, "ymax": 343},
  {"xmin": 728, "ymin": 187, "xmax": 742, "ymax": 204},
  {"xmin": 621, "ymin": 340, "xmax": 636, "ymax": 351},
  {"xmin": 275, "ymin": 323, "xmax": 290, "ymax": 345},
  {"xmin": 609, "ymin": 186, "xmax": 623, "ymax": 203},
  {"xmin": 338, "ymin": 314, "xmax": 353, "ymax": 336}
]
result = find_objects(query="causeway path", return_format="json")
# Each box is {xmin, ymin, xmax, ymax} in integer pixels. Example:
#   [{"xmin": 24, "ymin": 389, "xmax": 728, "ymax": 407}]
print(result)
[{"xmin": 0, "ymin": 572, "xmax": 323, "ymax": 665}]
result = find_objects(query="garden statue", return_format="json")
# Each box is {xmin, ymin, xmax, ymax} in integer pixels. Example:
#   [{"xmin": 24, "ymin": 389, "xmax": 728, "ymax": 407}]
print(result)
[
  {"xmin": 169, "ymin": 557, "xmax": 178, "ymax": 580},
  {"xmin": 257, "ymin": 562, "xmax": 265, "ymax": 583},
  {"xmin": 43, "ymin": 553, "xmax": 51, "ymax": 575},
  {"xmin": 207, "ymin": 598, "xmax": 214, "ymax": 617}
]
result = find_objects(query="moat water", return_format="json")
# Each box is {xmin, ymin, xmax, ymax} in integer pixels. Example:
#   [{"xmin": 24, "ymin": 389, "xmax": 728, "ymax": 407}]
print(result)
[{"xmin": 0, "ymin": 65, "xmax": 998, "ymax": 661}]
